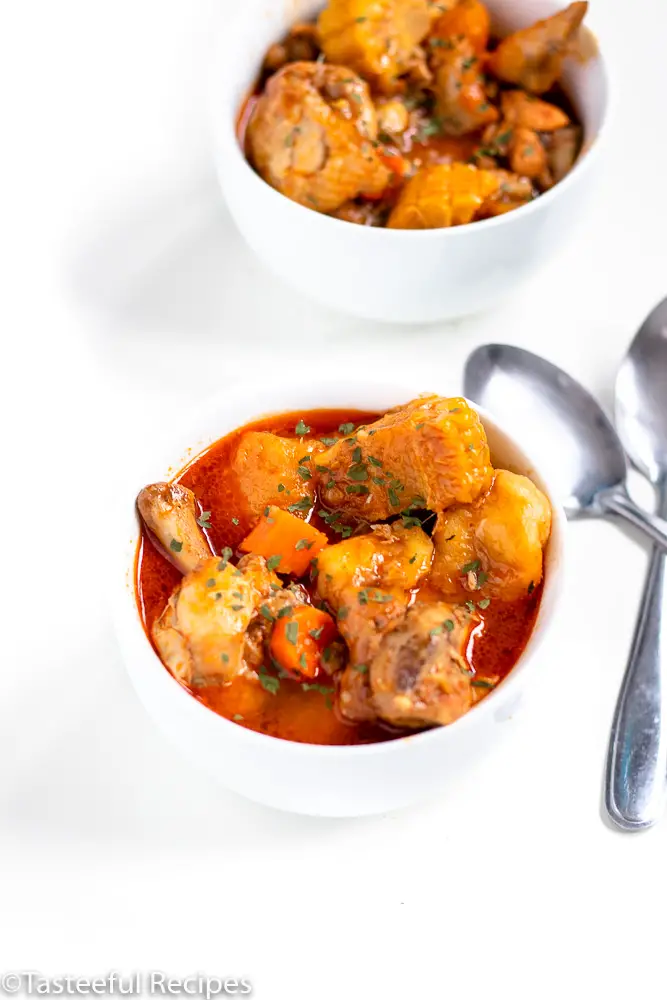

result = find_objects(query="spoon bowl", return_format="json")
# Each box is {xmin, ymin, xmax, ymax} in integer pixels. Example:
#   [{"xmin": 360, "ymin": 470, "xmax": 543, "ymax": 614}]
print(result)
[
  {"xmin": 616, "ymin": 297, "xmax": 667, "ymax": 486},
  {"xmin": 464, "ymin": 344, "xmax": 667, "ymax": 551}
]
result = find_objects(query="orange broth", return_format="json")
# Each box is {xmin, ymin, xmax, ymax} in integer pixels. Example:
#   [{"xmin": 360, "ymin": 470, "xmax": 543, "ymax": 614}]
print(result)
[{"xmin": 135, "ymin": 410, "xmax": 542, "ymax": 745}]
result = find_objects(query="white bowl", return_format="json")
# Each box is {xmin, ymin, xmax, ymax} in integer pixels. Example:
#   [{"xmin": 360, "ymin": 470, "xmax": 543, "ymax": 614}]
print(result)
[
  {"xmin": 210, "ymin": 0, "xmax": 610, "ymax": 323},
  {"xmin": 113, "ymin": 378, "xmax": 566, "ymax": 816}
]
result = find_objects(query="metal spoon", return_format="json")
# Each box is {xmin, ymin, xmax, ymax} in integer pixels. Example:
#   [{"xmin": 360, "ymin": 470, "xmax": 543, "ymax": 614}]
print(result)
[
  {"xmin": 464, "ymin": 344, "xmax": 667, "ymax": 551},
  {"xmin": 606, "ymin": 297, "xmax": 667, "ymax": 830}
]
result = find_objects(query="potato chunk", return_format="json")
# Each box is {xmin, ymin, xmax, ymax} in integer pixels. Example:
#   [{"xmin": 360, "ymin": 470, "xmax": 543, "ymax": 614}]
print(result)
[
  {"xmin": 246, "ymin": 62, "xmax": 390, "ymax": 214},
  {"xmin": 371, "ymin": 603, "xmax": 475, "ymax": 726},
  {"xmin": 486, "ymin": 2, "xmax": 588, "ymax": 94},
  {"xmin": 315, "ymin": 396, "xmax": 493, "ymax": 521},
  {"xmin": 232, "ymin": 431, "xmax": 325, "ymax": 519},
  {"xmin": 318, "ymin": 0, "xmax": 432, "ymax": 93},
  {"xmin": 388, "ymin": 163, "xmax": 501, "ymax": 229},
  {"xmin": 431, "ymin": 470, "xmax": 552, "ymax": 602},
  {"xmin": 316, "ymin": 523, "xmax": 433, "ymax": 722}
]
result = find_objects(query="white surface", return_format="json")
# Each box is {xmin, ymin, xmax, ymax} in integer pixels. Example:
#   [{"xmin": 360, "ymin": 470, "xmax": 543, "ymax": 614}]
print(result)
[
  {"xmin": 2, "ymin": 0, "xmax": 667, "ymax": 995},
  {"xmin": 115, "ymin": 382, "xmax": 565, "ymax": 816},
  {"xmin": 213, "ymin": 0, "xmax": 609, "ymax": 322}
]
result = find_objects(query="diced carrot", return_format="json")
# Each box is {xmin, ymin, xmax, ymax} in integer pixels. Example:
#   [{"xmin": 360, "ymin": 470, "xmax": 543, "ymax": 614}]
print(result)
[
  {"xmin": 431, "ymin": 0, "xmax": 491, "ymax": 54},
  {"xmin": 269, "ymin": 605, "xmax": 338, "ymax": 679},
  {"xmin": 378, "ymin": 150, "xmax": 411, "ymax": 178},
  {"xmin": 239, "ymin": 506, "xmax": 328, "ymax": 576}
]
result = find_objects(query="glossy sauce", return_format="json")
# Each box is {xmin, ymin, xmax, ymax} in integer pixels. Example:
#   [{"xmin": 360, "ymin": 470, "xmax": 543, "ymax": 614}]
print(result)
[{"xmin": 136, "ymin": 410, "xmax": 542, "ymax": 745}]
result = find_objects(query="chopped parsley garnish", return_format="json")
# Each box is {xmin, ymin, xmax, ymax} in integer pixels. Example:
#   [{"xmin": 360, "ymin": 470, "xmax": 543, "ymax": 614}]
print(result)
[
  {"xmin": 388, "ymin": 487, "xmax": 401, "ymax": 507},
  {"xmin": 266, "ymin": 554, "xmax": 282, "ymax": 571},
  {"xmin": 231, "ymin": 604, "xmax": 244, "ymax": 611},
  {"xmin": 259, "ymin": 672, "xmax": 280, "ymax": 695},
  {"xmin": 320, "ymin": 437, "xmax": 338, "ymax": 447},
  {"xmin": 401, "ymin": 516, "xmax": 422, "ymax": 529},
  {"xmin": 346, "ymin": 484, "xmax": 369, "ymax": 494},
  {"xmin": 197, "ymin": 511, "xmax": 211, "ymax": 527},
  {"xmin": 355, "ymin": 15, "xmax": 367, "ymax": 21},
  {"xmin": 465, "ymin": 600, "xmax": 476, "ymax": 612},
  {"xmin": 409, "ymin": 555, "xmax": 417, "ymax": 564},
  {"xmin": 259, "ymin": 604, "xmax": 274, "ymax": 622},
  {"xmin": 295, "ymin": 419, "xmax": 310, "ymax": 436},
  {"xmin": 309, "ymin": 627, "xmax": 324, "ymax": 640},
  {"xmin": 354, "ymin": 664, "xmax": 369, "ymax": 674},
  {"xmin": 315, "ymin": 465, "xmax": 329, "ymax": 474},
  {"xmin": 462, "ymin": 559, "xmax": 481, "ymax": 574},
  {"xmin": 217, "ymin": 547, "xmax": 233, "ymax": 569},
  {"xmin": 472, "ymin": 679, "xmax": 495, "ymax": 690},
  {"xmin": 351, "ymin": 446, "xmax": 362, "ymax": 463},
  {"xmin": 368, "ymin": 456, "xmax": 382, "ymax": 467},
  {"xmin": 285, "ymin": 621, "xmax": 299, "ymax": 645},
  {"xmin": 277, "ymin": 483, "xmax": 285, "ymax": 492},
  {"xmin": 444, "ymin": 619, "xmax": 455, "ymax": 632},
  {"xmin": 337, "ymin": 607, "xmax": 349, "ymax": 621},
  {"xmin": 339, "ymin": 422, "xmax": 355, "ymax": 434},
  {"xmin": 288, "ymin": 497, "xmax": 312, "ymax": 513},
  {"xmin": 206, "ymin": 578, "xmax": 216, "ymax": 588},
  {"xmin": 295, "ymin": 538, "xmax": 314, "ymax": 551},
  {"xmin": 478, "ymin": 598, "xmax": 491, "ymax": 609},
  {"xmin": 415, "ymin": 423, "xmax": 424, "ymax": 430},
  {"xmin": 170, "ymin": 538, "xmax": 183, "ymax": 552},
  {"xmin": 276, "ymin": 605, "xmax": 293, "ymax": 619},
  {"xmin": 348, "ymin": 463, "xmax": 368, "ymax": 481},
  {"xmin": 477, "ymin": 572, "xmax": 488, "ymax": 588},
  {"xmin": 299, "ymin": 652, "xmax": 308, "ymax": 670},
  {"xmin": 297, "ymin": 465, "xmax": 312, "ymax": 481},
  {"xmin": 221, "ymin": 653, "xmax": 229, "ymax": 664},
  {"xmin": 264, "ymin": 506, "xmax": 270, "ymax": 516},
  {"xmin": 528, "ymin": 581, "xmax": 535, "ymax": 594},
  {"xmin": 232, "ymin": 517, "xmax": 239, "ymax": 525},
  {"xmin": 232, "ymin": 714, "xmax": 244, "ymax": 721}
]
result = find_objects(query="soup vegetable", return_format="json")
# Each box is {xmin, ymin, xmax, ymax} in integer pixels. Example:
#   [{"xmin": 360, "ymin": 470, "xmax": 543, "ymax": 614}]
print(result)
[
  {"xmin": 135, "ymin": 396, "xmax": 552, "ymax": 745},
  {"xmin": 238, "ymin": 0, "xmax": 588, "ymax": 228}
]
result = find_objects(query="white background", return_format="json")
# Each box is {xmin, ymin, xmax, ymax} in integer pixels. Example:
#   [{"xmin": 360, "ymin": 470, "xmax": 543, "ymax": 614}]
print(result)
[{"xmin": 3, "ymin": 0, "xmax": 667, "ymax": 997}]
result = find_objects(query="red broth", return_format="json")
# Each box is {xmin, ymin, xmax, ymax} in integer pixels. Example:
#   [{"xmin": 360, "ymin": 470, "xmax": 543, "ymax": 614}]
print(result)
[{"xmin": 136, "ymin": 410, "xmax": 542, "ymax": 745}]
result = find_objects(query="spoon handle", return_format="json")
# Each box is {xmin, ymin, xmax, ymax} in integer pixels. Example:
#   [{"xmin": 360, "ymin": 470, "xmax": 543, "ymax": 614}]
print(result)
[
  {"xmin": 600, "ymin": 487, "xmax": 667, "ymax": 552},
  {"xmin": 605, "ymin": 484, "xmax": 667, "ymax": 830}
]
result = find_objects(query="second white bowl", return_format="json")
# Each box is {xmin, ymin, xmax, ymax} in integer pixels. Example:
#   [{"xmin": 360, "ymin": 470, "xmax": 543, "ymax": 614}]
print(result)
[{"xmin": 210, "ymin": 0, "xmax": 610, "ymax": 323}]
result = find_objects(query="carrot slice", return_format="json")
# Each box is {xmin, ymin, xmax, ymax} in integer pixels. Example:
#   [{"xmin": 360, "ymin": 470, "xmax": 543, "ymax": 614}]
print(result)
[
  {"xmin": 269, "ymin": 605, "xmax": 338, "ymax": 679},
  {"xmin": 239, "ymin": 506, "xmax": 328, "ymax": 576}
]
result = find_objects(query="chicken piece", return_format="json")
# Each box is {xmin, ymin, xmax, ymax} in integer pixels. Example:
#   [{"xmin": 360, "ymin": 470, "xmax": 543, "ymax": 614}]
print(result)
[
  {"xmin": 388, "ymin": 162, "xmax": 500, "ymax": 229},
  {"xmin": 232, "ymin": 431, "xmax": 325, "ymax": 519},
  {"xmin": 500, "ymin": 90, "xmax": 570, "ymax": 131},
  {"xmin": 429, "ymin": 0, "xmax": 491, "ymax": 54},
  {"xmin": 316, "ymin": 395, "xmax": 493, "ymax": 520},
  {"xmin": 430, "ymin": 39, "xmax": 498, "ymax": 135},
  {"xmin": 317, "ymin": 0, "xmax": 432, "ymax": 93},
  {"xmin": 153, "ymin": 554, "xmax": 281, "ymax": 686},
  {"xmin": 430, "ymin": 470, "xmax": 551, "ymax": 602},
  {"xmin": 263, "ymin": 23, "xmax": 321, "ymax": 73},
  {"xmin": 541, "ymin": 124, "xmax": 581, "ymax": 182},
  {"xmin": 246, "ymin": 62, "xmax": 390, "ymax": 214},
  {"xmin": 476, "ymin": 169, "xmax": 534, "ymax": 218},
  {"xmin": 137, "ymin": 483, "xmax": 211, "ymax": 574},
  {"xmin": 317, "ymin": 523, "xmax": 433, "ymax": 722},
  {"xmin": 331, "ymin": 198, "xmax": 389, "ymax": 226},
  {"xmin": 486, "ymin": 2, "xmax": 588, "ymax": 94},
  {"xmin": 508, "ymin": 126, "xmax": 548, "ymax": 179},
  {"xmin": 371, "ymin": 603, "xmax": 475, "ymax": 726}
]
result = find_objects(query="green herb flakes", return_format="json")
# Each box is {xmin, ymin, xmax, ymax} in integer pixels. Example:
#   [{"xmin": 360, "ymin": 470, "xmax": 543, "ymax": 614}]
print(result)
[
  {"xmin": 285, "ymin": 621, "xmax": 299, "ymax": 645},
  {"xmin": 170, "ymin": 538, "xmax": 183, "ymax": 553},
  {"xmin": 266, "ymin": 554, "xmax": 282, "ymax": 571},
  {"xmin": 295, "ymin": 419, "xmax": 310, "ymax": 436}
]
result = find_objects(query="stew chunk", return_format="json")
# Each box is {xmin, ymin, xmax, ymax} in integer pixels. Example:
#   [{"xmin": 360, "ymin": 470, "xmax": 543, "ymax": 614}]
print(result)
[
  {"xmin": 371, "ymin": 603, "xmax": 475, "ymax": 726},
  {"xmin": 153, "ymin": 554, "xmax": 282, "ymax": 685},
  {"xmin": 486, "ymin": 1, "xmax": 588, "ymax": 94},
  {"xmin": 246, "ymin": 61, "xmax": 390, "ymax": 213},
  {"xmin": 232, "ymin": 431, "xmax": 325, "ymax": 518},
  {"xmin": 316, "ymin": 396, "xmax": 493, "ymax": 520},
  {"xmin": 430, "ymin": 470, "xmax": 551, "ymax": 602},
  {"xmin": 137, "ymin": 483, "xmax": 211, "ymax": 574},
  {"xmin": 317, "ymin": 0, "xmax": 432, "ymax": 93}
]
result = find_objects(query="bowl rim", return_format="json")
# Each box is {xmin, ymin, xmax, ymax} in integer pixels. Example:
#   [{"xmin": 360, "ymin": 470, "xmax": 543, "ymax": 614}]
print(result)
[
  {"xmin": 114, "ymin": 377, "xmax": 567, "ymax": 758},
  {"xmin": 209, "ymin": 0, "xmax": 612, "ymax": 240}
]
